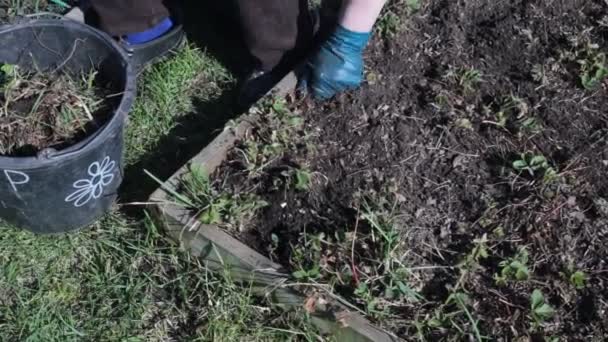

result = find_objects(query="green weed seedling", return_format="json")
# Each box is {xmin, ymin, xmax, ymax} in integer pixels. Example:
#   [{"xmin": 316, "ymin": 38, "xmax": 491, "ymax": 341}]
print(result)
[
  {"xmin": 360, "ymin": 198, "xmax": 424, "ymax": 304},
  {"xmin": 461, "ymin": 234, "xmax": 490, "ymax": 271},
  {"xmin": 406, "ymin": 0, "xmax": 421, "ymax": 12},
  {"xmin": 361, "ymin": 200, "xmax": 401, "ymax": 261},
  {"xmin": 385, "ymin": 267, "xmax": 424, "ymax": 302},
  {"xmin": 419, "ymin": 291, "xmax": 485, "ymax": 341},
  {"xmin": 530, "ymin": 289, "xmax": 555, "ymax": 330},
  {"xmin": 293, "ymin": 167, "xmax": 312, "ymax": 191},
  {"xmin": 290, "ymin": 232, "xmax": 324, "ymax": 281},
  {"xmin": 512, "ymin": 153, "xmax": 557, "ymax": 183},
  {"xmin": 495, "ymin": 248, "xmax": 530, "ymax": 285},
  {"xmin": 459, "ymin": 68, "xmax": 482, "ymax": 94},
  {"xmin": 378, "ymin": 11, "xmax": 401, "ymax": 39},
  {"xmin": 421, "ymin": 309, "xmax": 448, "ymax": 332},
  {"xmin": 0, "ymin": 63, "xmax": 16, "ymax": 85},
  {"xmin": 519, "ymin": 117, "xmax": 542, "ymax": 135},
  {"xmin": 414, "ymin": 234, "xmax": 489, "ymax": 339},
  {"xmin": 354, "ymin": 282, "xmax": 383, "ymax": 316},
  {"xmin": 447, "ymin": 292, "xmax": 484, "ymax": 342},
  {"xmin": 377, "ymin": 0, "xmax": 421, "ymax": 39},
  {"xmin": 570, "ymin": 271, "xmax": 587, "ymax": 289},
  {"xmin": 580, "ymin": 51, "xmax": 608, "ymax": 90},
  {"xmin": 240, "ymin": 97, "xmax": 305, "ymax": 178},
  {"xmin": 531, "ymin": 63, "xmax": 547, "ymax": 84},
  {"xmin": 488, "ymin": 95, "xmax": 534, "ymax": 131},
  {"xmin": 178, "ymin": 167, "xmax": 268, "ymax": 228},
  {"xmin": 562, "ymin": 264, "xmax": 588, "ymax": 290},
  {"xmin": 292, "ymin": 265, "xmax": 321, "ymax": 281},
  {"xmin": 430, "ymin": 235, "xmax": 489, "ymax": 340},
  {"xmin": 445, "ymin": 67, "xmax": 482, "ymax": 94}
]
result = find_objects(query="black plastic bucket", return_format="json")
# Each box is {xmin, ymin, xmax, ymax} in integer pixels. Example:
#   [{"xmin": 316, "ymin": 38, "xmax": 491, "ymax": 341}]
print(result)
[{"xmin": 0, "ymin": 19, "xmax": 136, "ymax": 234}]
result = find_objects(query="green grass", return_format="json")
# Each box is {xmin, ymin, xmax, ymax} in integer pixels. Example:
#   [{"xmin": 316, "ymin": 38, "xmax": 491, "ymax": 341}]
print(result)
[
  {"xmin": 0, "ymin": 4, "xmax": 319, "ymax": 338},
  {"xmin": 176, "ymin": 166, "xmax": 269, "ymax": 228},
  {"xmin": 125, "ymin": 45, "xmax": 234, "ymax": 164},
  {"xmin": 0, "ymin": 214, "xmax": 322, "ymax": 341}
]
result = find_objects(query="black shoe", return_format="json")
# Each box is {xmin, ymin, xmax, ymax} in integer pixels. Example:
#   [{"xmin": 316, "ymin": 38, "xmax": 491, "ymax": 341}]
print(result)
[
  {"xmin": 64, "ymin": 2, "xmax": 184, "ymax": 72},
  {"xmin": 118, "ymin": 23, "xmax": 185, "ymax": 72}
]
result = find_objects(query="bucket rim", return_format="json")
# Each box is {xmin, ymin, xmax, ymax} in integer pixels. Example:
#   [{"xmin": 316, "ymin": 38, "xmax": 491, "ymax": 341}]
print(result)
[{"xmin": 0, "ymin": 19, "xmax": 136, "ymax": 170}]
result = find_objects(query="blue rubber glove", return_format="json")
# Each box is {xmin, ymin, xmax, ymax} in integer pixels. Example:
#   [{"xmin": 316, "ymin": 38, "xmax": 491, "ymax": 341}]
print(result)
[{"xmin": 305, "ymin": 25, "xmax": 371, "ymax": 99}]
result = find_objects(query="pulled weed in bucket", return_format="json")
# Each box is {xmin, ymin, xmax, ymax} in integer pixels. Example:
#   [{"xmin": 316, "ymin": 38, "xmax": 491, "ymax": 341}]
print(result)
[{"xmin": 0, "ymin": 64, "xmax": 112, "ymax": 156}]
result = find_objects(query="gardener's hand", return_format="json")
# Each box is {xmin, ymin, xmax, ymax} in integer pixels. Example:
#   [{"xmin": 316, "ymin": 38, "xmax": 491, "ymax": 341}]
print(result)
[{"xmin": 303, "ymin": 25, "xmax": 371, "ymax": 100}]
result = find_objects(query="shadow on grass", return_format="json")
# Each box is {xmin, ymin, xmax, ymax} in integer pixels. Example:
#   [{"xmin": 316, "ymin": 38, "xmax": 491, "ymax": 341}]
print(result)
[
  {"xmin": 119, "ymin": 90, "xmax": 241, "ymax": 205},
  {"xmin": 119, "ymin": 1, "xmax": 251, "ymax": 213}
]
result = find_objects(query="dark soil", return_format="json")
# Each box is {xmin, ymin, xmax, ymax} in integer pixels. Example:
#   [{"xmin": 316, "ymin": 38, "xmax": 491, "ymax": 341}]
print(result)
[
  {"xmin": 0, "ymin": 67, "xmax": 112, "ymax": 156},
  {"xmin": 210, "ymin": 0, "xmax": 608, "ymax": 340}
]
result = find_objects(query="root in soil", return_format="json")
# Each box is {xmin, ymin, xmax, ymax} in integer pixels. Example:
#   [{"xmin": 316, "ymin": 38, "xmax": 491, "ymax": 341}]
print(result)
[{"xmin": 0, "ymin": 64, "xmax": 111, "ymax": 156}]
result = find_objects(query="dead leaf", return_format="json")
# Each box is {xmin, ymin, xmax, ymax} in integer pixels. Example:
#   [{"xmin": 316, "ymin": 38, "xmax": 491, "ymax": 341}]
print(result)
[
  {"xmin": 336, "ymin": 311, "xmax": 351, "ymax": 328},
  {"xmin": 304, "ymin": 296, "xmax": 317, "ymax": 313}
]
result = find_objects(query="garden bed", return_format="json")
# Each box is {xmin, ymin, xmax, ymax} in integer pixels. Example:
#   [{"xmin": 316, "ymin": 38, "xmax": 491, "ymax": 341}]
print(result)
[
  {"xmin": 150, "ymin": 73, "xmax": 398, "ymax": 342},
  {"xmin": 153, "ymin": 0, "xmax": 608, "ymax": 340}
]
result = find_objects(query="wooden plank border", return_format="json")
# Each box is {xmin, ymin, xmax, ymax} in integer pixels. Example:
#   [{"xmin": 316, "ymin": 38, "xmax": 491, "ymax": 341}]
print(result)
[{"xmin": 149, "ymin": 73, "xmax": 400, "ymax": 342}]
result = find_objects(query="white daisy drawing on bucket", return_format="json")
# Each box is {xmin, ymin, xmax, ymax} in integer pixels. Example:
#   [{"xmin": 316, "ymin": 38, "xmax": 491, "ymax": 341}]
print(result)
[{"xmin": 65, "ymin": 157, "xmax": 116, "ymax": 208}]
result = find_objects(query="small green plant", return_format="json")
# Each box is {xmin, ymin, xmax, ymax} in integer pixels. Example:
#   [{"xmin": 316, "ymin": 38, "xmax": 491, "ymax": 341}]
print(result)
[
  {"xmin": 461, "ymin": 234, "xmax": 490, "ymax": 270},
  {"xmin": 512, "ymin": 153, "xmax": 557, "ymax": 182},
  {"xmin": 238, "ymin": 97, "xmax": 306, "ymax": 177},
  {"xmin": 569, "ymin": 271, "xmax": 587, "ymax": 290},
  {"xmin": 268, "ymin": 233, "xmax": 280, "ymax": 256},
  {"xmin": 447, "ymin": 233, "xmax": 490, "ymax": 328},
  {"xmin": 405, "ymin": 0, "xmax": 422, "ymax": 12},
  {"xmin": 292, "ymin": 265, "xmax": 321, "ymax": 280},
  {"xmin": 531, "ymin": 63, "xmax": 547, "ymax": 84},
  {"xmin": 530, "ymin": 289, "xmax": 555, "ymax": 329},
  {"xmin": 361, "ymin": 201, "xmax": 400, "ymax": 259},
  {"xmin": 422, "ymin": 309, "xmax": 448, "ymax": 331},
  {"xmin": 445, "ymin": 67, "xmax": 482, "ymax": 94},
  {"xmin": 354, "ymin": 282, "xmax": 381, "ymax": 314},
  {"xmin": 446, "ymin": 292, "xmax": 484, "ymax": 342},
  {"xmin": 580, "ymin": 51, "xmax": 608, "ymax": 90},
  {"xmin": 419, "ymin": 291, "xmax": 484, "ymax": 341},
  {"xmin": 0, "ymin": 63, "xmax": 16, "ymax": 82},
  {"xmin": 487, "ymin": 95, "xmax": 530, "ymax": 129},
  {"xmin": 290, "ymin": 232, "xmax": 325, "ymax": 281},
  {"xmin": 519, "ymin": 117, "xmax": 542, "ymax": 134},
  {"xmin": 377, "ymin": 11, "xmax": 401, "ymax": 39},
  {"xmin": 495, "ymin": 248, "xmax": 530, "ymax": 285},
  {"xmin": 384, "ymin": 267, "xmax": 423, "ymax": 302},
  {"xmin": 178, "ymin": 167, "xmax": 268, "ymax": 228},
  {"xmin": 495, "ymin": 109, "xmax": 509, "ymax": 128},
  {"xmin": 293, "ymin": 167, "xmax": 312, "ymax": 191},
  {"xmin": 459, "ymin": 68, "xmax": 482, "ymax": 93}
]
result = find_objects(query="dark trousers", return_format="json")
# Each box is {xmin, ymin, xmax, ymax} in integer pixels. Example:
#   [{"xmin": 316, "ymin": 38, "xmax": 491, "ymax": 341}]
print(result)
[{"xmin": 90, "ymin": 0, "xmax": 310, "ymax": 71}]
